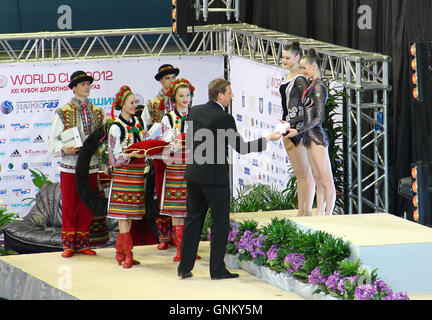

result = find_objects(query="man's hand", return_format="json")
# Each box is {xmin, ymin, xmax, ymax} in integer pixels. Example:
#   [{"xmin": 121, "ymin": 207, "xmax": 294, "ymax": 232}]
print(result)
[
  {"xmin": 127, "ymin": 150, "xmax": 146, "ymax": 159},
  {"xmin": 62, "ymin": 146, "xmax": 80, "ymax": 155},
  {"xmin": 265, "ymin": 131, "xmax": 282, "ymax": 141},
  {"xmin": 283, "ymin": 128, "xmax": 299, "ymax": 139}
]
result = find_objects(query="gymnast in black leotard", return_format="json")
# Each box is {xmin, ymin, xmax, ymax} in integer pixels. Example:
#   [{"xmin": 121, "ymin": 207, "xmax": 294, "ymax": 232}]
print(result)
[
  {"xmin": 279, "ymin": 42, "xmax": 315, "ymax": 217},
  {"xmin": 284, "ymin": 48, "xmax": 336, "ymax": 216}
]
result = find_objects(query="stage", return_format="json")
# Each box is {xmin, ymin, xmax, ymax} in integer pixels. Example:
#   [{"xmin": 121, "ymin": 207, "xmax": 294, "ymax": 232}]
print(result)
[
  {"xmin": 231, "ymin": 210, "xmax": 432, "ymax": 298},
  {"xmin": 0, "ymin": 240, "xmax": 302, "ymax": 300},
  {"xmin": 1, "ymin": 210, "xmax": 432, "ymax": 300}
]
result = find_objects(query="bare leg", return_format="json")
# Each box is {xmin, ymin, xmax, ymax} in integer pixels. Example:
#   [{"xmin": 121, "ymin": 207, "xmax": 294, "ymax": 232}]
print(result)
[
  {"xmin": 172, "ymin": 217, "xmax": 185, "ymax": 226},
  {"xmin": 306, "ymin": 150, "xmax": 325, "ymax": 216},
  {"xmin": 285, "ymin": 139, "xmax": 315, "ymax": 216},
  {"xmin": 306, "ymin": 142, "xmax": 336, "ymax": 216},
  {"xmin": 118, "ymin": 219, "xmax": 132, "ymax": 233}
]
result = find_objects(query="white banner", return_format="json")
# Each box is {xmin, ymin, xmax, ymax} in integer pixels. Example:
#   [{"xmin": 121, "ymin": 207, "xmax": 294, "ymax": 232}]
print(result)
[
  {"xmin": 229, "ymin": 56, "xmax": 291, "ymax": 197},
  {"xmin": 0, "ymin": 56, "xmax": 224, "ymax": 216}
]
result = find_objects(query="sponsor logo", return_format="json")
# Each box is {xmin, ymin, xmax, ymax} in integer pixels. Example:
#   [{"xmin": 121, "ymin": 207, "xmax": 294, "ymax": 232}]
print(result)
[
  {"xmin": 10, "ymin": 149, "xmax": 21, "ymax": 157},
  {"xmin": 90, "ymin": 97, "xmax": 114, "ymax": 107},
  {"xmin": 33, "ymin": 135, "xmax": 45, "ymax": 143},
  {"xmin": 9, "ymin": 137, "xmax": 31, "ymax": 143},
  {"xmin": 244, "ymin": 167, "xmax": 250, "ymax": 175},
  {"xmin": 25, "ymin": 149, "xmax": 48, "ymax": 155},
  {"xmin": 1, "ymin": 100, "xmax": 13, "ymax": 114},
  {"xmin": 238, "ymin": 178, "xmax": 244, "ymax": 186},
  {"xmin": 10, "ymin": 123, "xmax": 30, "ymax": 131},
  {"xmin": 0, "ymin": 138, "xmax": 6, "ymax": 144},
  {"xmin": 252, "ymin": 159, "xmax": 259, "ymax": 167},
  {"xmin": 268, "ymin": 101, "xmax": 272, "ymax": 115},
  {"xmin": 0, "ymin": 190, "xmax": 6, "ymax": 195},
  {"xmin": 0, "ymin": 124, "xmax": 5, "ymax": 130},
  {"xmin": 34, "ymin": 122, "xmax": 52, "ymax": 128},
  {"xmin": 7, "ymin": 163, "xmax": 14, "ymax": 170},
  {"xmin": 22, "ymin": 161, "xmax": 52, "ymax": 169},
  {"xmin": 12, "ymin": 188, "xmax": 32, "ymax": 196},
  {"xmin": 15, "ymin": 100, "xmax": 59, "ymax": 112},
  {"xmin": 1, "ymin": 175, "xmax": 25, "ymax": 182},
  {"xmin": 11, "ymin": 203, "xmax": 32, "ymax": 209},
  {"xmin": 236, "ymin": 114, "xmax": 242, "ymax": 122}
]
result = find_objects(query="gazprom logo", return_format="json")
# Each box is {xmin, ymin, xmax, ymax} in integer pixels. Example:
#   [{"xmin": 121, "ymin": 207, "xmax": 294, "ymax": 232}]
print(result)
[{"xmin": 1, "ymin": 100, "xmax": 13, "ymax": 114}]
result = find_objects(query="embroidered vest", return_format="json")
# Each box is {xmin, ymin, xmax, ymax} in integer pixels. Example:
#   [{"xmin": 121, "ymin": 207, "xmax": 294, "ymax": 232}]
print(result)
[
  {"xmin": 166, "ymin": 109, "xmax": 187, "ymax": 138},
  {"xmin": 111, "ymin": 116, "xmax": 146, "ymax": 150},
  {"xmin": 56, "ymin": 100, "xmax": 104, "ymax": 142}
]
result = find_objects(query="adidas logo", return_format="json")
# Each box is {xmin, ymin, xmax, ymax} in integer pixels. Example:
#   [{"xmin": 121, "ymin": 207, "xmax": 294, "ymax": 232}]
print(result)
[
  {"xmin": 33, "ymin": 135, "xmax": 45, "ymax": 143},
  {"xmin": 10, "ymin": 149, "xmax": 21, "ymax": 157}
]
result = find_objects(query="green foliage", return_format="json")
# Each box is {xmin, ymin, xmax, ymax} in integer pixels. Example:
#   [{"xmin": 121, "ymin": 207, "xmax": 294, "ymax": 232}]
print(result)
[
  {"xmin": 28, "ymin": 169, "xmax": 53, "ymax": 189},
  {"xmin": 22, "ymin": 169, "xmax": 54, "ymax": 204},
  {"xmin": 200, "ymin": 210, "xmax": 212, "ymax": 241},
  {"xmin": 338, "ymin": 259, "xmax": 361, "ymax": 278},
  {"xmin": 322, "ymin": 87, "xmax": 348, "ymax": 213},
  {"xmin": 97, "ymin": 120, "xmax": 114, "ymax": 166},
  {"xmin": 317, "ymin": 236, "xmax": 351, "ymax": 276},
  {"xmin": 230, "ymin": 184, "xmax": 298, "ymax": 213},
  {"xmin": 0, "ymin": 204, "xmax": 19, "ymax": 256},
  {"xmin": 238, "ymin": 220, "xmax": 259, "ymax": 233},
  {"xmin": 261, "ymin": 218, "xmax": 297, "ymax": 248}
]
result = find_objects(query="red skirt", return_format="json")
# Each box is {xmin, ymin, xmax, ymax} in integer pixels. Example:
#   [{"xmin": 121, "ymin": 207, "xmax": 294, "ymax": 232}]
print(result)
[
  {"xmin": 107, "ymin": 161, "xmax": 147, "ymax": 219},
  {"xmin": 159, "ymin": 162, "xmax": 187, "ymax": 218}
]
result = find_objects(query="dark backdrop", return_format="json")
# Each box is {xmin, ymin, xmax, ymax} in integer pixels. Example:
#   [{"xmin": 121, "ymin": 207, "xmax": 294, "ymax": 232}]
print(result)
[{"xmin": 219, "ymin": 0, "xmax": 432, "ymax": 216}]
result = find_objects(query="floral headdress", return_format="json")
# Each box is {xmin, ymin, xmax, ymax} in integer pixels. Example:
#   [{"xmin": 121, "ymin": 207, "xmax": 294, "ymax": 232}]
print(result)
[
  {"xmin": 166, "ymin": 78, "xmax": 195, "ymax": 103},
  {"xmin": 111, "ymin": 85, "xmax": 133, "ymax": 120}
]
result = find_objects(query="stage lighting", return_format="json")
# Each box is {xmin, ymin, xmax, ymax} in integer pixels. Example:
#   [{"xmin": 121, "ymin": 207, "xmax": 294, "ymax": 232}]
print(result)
[
  {"xmin": 409, "ymin": 42, "xmax": 430, "ymax": 102},
  {"xmin": 171, "ymin": 0, "xmax": 187, "ymax": 36},
  {"xmin": 410, "ymin": 162, "xmax": 432, "ymax": 226}
]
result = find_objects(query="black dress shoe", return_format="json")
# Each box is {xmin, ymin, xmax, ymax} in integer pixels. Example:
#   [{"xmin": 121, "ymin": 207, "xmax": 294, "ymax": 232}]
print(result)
[
  {"xmin": 211, "ymin": 272, "xmax": 239, "ymax": 280},
  {"xmin": 178, "ymin": 271, "xmax": 193, "ymax": 279}
]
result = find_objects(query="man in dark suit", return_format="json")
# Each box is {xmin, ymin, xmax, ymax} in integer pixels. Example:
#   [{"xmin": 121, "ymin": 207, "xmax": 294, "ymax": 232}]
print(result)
[{"xmin": 177, "ymin": 78, "xmax": 282, "ymax": 280}]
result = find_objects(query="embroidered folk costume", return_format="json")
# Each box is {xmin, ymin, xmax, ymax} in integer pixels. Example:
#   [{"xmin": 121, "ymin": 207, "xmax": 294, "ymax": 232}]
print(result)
[
  {"xmin": 142, "ymin": 64, "xmax": 180, "ymax": 250},
  {"xmin": 49, "ymin": 70, "xmax": 104, "ymax": 258},
  {"xmin": 107, "ymin": 85, "xmax": 149, "ymax": 268},
  {"xmin": 159, "ymin": 78, "xmax": 201, "ymax": 262}
]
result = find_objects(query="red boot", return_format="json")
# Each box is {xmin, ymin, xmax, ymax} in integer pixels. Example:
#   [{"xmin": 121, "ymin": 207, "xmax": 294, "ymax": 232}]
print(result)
[
  {"xmin": 115, "ymin": 233, "xmax": 126, "ymax": 265},
  {"xmin": 122, "ymin": 232, "xmax": 135, "ymax": 269},
  {"xmin": 173, "ymin": 225, "xmax": 183, "ymax": 262},
  {"xmin": 115, "ymin": 233, "xmax": 141, "ymax": 266},
  {"xmin": 173, "ymin": 225, "xmax": 201, "ymax": 262},
  {"xmin": 157, "ymin": 241, "xmax": 169, "ymax": 250}
]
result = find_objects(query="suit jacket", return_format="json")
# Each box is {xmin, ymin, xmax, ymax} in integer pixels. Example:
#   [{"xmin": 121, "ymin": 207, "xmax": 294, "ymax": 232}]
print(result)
[{"xmin": 184, "ymin": 100, "xmax": 267, "ymax": 185}]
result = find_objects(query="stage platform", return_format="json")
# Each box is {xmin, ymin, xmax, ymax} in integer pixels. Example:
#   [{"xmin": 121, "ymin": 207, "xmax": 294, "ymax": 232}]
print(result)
[
  {"xmin": 230, "ymin": 210, "xmax": 432, "ymax": 298},
  {"xmin": 1, "ymin": 210, "xmax": 432, "ymax": 300},
  {"xmin": 0, "ymin": 241, "xmax": 303, "ymax": 300}
]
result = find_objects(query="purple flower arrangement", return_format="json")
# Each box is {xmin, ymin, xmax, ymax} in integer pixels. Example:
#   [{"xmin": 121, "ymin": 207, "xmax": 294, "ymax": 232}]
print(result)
[
  {"xmin": 308, "ymin": 267, "xmax": 326, "ymax": 285},
  {"xmin": 226, "ymin": 219, "xmax": 411, "ymax": 301},
  {"xmin": 309, "ymin": 266, "xmax": 410, "ymax": 300},
  {"xmin": 283, "ymin": 253, "xmax": 305, "ymax": 273},
  {"xmin": 266, "ymin": 245, "xmax": 279, "ymax": 262},
  {"xmin": 237, "ymin": 230, "xmax": 266, "ymax": 260}
]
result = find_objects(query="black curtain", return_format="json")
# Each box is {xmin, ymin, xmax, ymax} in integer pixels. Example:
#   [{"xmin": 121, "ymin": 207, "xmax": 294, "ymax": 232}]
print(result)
[{"xmin": 233, "ymin": 0, "xmax": 432, "ymax": 216}]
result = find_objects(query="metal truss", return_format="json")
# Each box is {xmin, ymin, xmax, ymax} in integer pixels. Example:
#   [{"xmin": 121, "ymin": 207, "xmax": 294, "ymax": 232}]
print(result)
[
  {"xmin": 195, "ymin": 0, "xmax": 240, "ymax": 21},
  {"xmin": 222, "ymin": 24, "xmax": 391, "ymax": 214},
  {"xmin": 0, "ymin": 26, "xmax": 228, "ymax": 62},
  {"xmin": 0, "ymin": 23, "xmax": 391, "ymax": 213}
]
